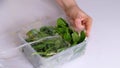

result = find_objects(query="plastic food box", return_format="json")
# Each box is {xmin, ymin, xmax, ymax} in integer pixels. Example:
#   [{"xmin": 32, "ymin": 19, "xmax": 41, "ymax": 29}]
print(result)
[{"xmin": 18, "ymin": 16, "xmax": 87, "ymax": 68}]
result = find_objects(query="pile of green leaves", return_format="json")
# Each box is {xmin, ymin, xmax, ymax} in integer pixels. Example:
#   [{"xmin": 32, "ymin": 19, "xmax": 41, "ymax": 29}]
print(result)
[{"xmin": 25, "ymin": 18, "xmax": 86, "ymax": 57}]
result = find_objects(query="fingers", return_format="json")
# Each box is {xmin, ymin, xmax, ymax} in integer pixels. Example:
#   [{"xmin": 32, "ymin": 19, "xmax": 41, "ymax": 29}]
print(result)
[
  {"xmin": 74, "ymin": 18, "xmax": 85, "ymax": 32},
  {"xmin": 68, "ymin": 17, "xmax": 85, "ymax": 32},
  {"xmin": 73, "ymin": 16, "xmax": 92, "ymax": 37},
  {"xmin": 65, "ymin": 6, "xmax": 92, "ymax": 36},
  {"xmin": 85, "ymin": 17, "xmax": 92, "ymax": 37}
]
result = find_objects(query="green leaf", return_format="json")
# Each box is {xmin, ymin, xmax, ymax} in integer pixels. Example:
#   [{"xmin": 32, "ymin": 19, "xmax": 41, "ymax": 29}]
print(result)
[
  {"xmin": 38, "ymin": 32, "xmax": 49, "ymax": 38},
  {"xmin": 79, "ymin": 31, "xmax": 86, "ymax": 43},
  {"xmin": 26, "ymin": 17, "xmax": 86, "ymax": 58},
  {"xmin": 55, "ymin": 40, "xmax": 61, "ymax": 48},
  {"xmin": 72, "ymin": 32, "xmax": 80, "ymax": 45},
  {"xmin": 32, "ymin": 43, "xmax": 46, "ymax": 50},
  {"xmin": 57, "ymin": 18, "xmax": 68, "ymax": 27},
  {"xmin": 63, "ymin": 32, "xmax": 71, "ymax": 42},
  {"xmin": 26, "ymin": 29, "xmax": 39, "ymax": 38},
  {"xmin": 26, "ymin": 29, "xmax": 40, "ymax": 41},
  {"xmin": 45, "ymin": 52, "xmax": 57, "ymax": 56},
  {"xmin": 57, "ymin": 47, "xmax": 67, "ymax": 52},
  {"xmin": 32, "ymin": 52, "xmax": 47, "ymax": 56},
  {"xmin": 40, "ymin": 26, "xmax": 55, "ymax": 35},
  {"xmin": 25, "ymin": 38, "xmax": 32, "ymax": 42},
  {"xmin": 55, "ymin": 27, "xmax": 65, "ymax": 34}
]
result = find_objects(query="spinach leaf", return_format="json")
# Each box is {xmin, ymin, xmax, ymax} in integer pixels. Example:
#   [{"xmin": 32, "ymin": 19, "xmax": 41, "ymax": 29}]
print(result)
[
  {"xmin": 57, "ymin": 18, "xmax": 68, "ymax": 27},
  {"xmin": 26, "ymin": 29, "xmax": 40, "ymax": 41},
  {"xmin": 63, "ymin": 31, "xmax": 72, "ymax": 42},
  {"xmin": 26, "ymin": 29, "xmax": 39, "ymax": 38},
  {"xmin": 25, "ymin": 18, "xmax": 86, "ymax": 58},
  {"xmin": 40, "ymin": 26, "xmax": 55, "ymax": 35},
  {"xmin": 79, "ymin": 31, "xmax": 86, "ymax": 43},
  {"xmin": 71, "ymin": 32, "xmax": 80, "ymax": 45}
]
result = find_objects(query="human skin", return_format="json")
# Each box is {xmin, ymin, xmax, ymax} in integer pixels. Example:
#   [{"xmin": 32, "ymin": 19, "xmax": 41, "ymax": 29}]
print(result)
[{"xmin": 56, "ymin": 0, "xmax": 92, "ymax": 37}]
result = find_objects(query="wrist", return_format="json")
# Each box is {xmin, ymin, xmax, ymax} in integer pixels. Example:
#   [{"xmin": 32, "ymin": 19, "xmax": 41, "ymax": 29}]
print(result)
[
  {"xmin": 57, "ymin": 0, "xmax": 77, "ymax": 11},
  {"xmin": 65, "ymin": 4, "xmax": 78, "ymax": 13}
]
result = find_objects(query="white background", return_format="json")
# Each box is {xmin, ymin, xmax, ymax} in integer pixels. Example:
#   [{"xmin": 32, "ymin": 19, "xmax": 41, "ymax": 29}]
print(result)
[{"xmin": 0, "ymin": 0, "xmax": 120, "ymax": 68}]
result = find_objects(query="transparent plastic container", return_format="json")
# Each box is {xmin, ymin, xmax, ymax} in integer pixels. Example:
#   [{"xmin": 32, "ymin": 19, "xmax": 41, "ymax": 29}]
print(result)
[
  {"xmin": 18, "ymin": 15, "xmax": 87, "ymax": 68},
  {"xmin": 0, "ymin": 15, "xmax": 87, "ymax": 68}
]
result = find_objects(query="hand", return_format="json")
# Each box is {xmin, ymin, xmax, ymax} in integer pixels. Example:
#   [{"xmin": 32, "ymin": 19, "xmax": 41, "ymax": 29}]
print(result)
[
  {"xmin": 56, "ymin": 0, "xmax": 92, "ymax": 37},
  {"xmin": 65, "ymin": 6, "xmax": 92, "ymax": 37}
]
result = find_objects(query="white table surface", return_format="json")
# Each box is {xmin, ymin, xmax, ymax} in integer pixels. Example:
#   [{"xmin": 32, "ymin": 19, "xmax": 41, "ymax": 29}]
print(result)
[{"xmin": 0, "ymin": 0, "xmax": 120, "ymax": 68}]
